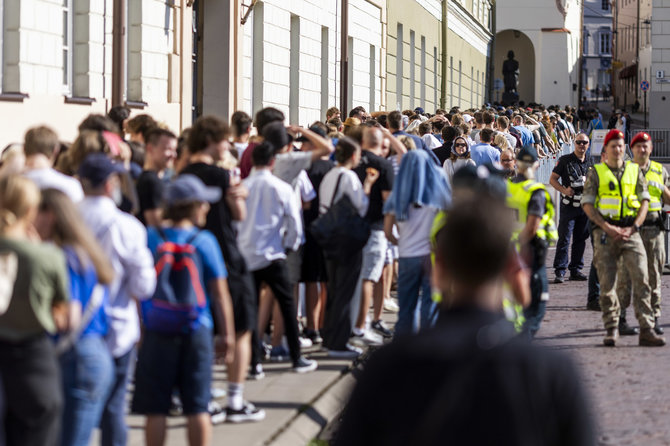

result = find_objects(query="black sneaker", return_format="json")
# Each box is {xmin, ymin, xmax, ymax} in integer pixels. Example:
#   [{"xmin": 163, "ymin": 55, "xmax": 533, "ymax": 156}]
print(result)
[
  {"xmin": 371, "ymin": 320, "xmax": 393, "ymax": 338},
  {"xmin": 226, "ymin": 402, "xmax": 266, "ymax": 423},
  {"xmin": 553, "ymin": 275, "xmax": 565, "ymax": 284},
  {"xmin": 586, "ymin": 300, "xmax": 601, "ymax": 311},
  {"xmin": 292, "ymin": 356, "xmax": 318, "ymax": 373},
  {"xmin": 209, "ymin": 401, "xmax": 226, "ymax": 425},
  {"xmin": 248, "ymin": 363, "xmax": 265, "ymax": 380},
  {"xmin": 569, "ymin": 271, "xmax": 588, "ymax": 281},
  {"xmin": 303, "ymin": 328, "xmax": 323, "ymax": 344}
]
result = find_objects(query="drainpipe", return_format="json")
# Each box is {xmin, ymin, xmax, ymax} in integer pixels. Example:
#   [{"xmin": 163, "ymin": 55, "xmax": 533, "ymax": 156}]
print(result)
[
  {"xmin": 635, "ymin": 0, "xmax": 640, "ymax": 105},
  {"xmin": 578, "ymin": 0, "xmax": 584, "ymax": 109},
  {"xmin": 112, "ymin": 0, "xmax": 126, "ymax": 107},
  {"xmin": 488, "ymin": 0, "xmax": 496, "ymax": 103},
  {"xmin": 440, "ymin": 0, "xmax": 448, "ymax": 109},
  {"xmin": 340, "ymin": 0, "xmax": 349, "ymax": 116}
]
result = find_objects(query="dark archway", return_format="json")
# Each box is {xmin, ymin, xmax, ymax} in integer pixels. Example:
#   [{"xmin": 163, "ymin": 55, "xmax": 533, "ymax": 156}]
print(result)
[{"xmin": 493, "ymin": 30, "xmax": 536, "ymax": 104}]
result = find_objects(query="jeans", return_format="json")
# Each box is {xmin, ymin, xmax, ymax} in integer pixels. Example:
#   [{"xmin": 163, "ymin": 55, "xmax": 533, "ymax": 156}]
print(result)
[
  {"xmin": 553, "ymin": 205, "xmax": 589, "ymax": 276},
  {"xmin": 395, "ymin": 256, "xmax": 435, "ymax": 336},
  {"xmin": 60, "ymin": 335, "xmax": 114, "ymax": 446},
  {"xmin": 522, "ymin": 241, "xmax": 548, "ymax": 340},
  {"xmin": 587, "ymin": 229, "xmax": 600, "ymax": 304},
  {"xmin": 100, "ymin": 348, "xmax": 135, "ymax": 446}
]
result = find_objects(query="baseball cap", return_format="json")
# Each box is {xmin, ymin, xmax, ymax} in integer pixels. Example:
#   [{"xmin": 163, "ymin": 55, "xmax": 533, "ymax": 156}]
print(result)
[
  {"xmin": 297, "ymin": 124, "xmax": 328, "ymax": 142},
  {"xmin": 603, "ymin": 129, "xmax": 625, "ymax": 146},
  {"xmin": 77, "ymin": 153, "xmax": 125, "ymax": 187},
  {"xmin": 630, "ymin": 132, "xmax": 651, "ymax": 147},
  {"xmin": 166, "ymin": 174, "xmax": 221, "ymax": 206},
  {"xmin": 414, "ymin": 107, "xmax": 425, "ymax": 115},
  {"xmin": 516, "ymin": 145, "xmax": 538, "ymax": 163},
  {"xmin": 262, "ymin": 121, "xmax": 293, "ymax": 150}
]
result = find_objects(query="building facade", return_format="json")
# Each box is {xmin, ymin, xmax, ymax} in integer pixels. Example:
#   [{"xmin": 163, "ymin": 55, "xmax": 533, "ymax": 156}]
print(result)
[
  {"xmin": 582, "ymin": 0, "xmax": 613, "ymax": 103},
  {"xmin": 649, "ymin": 0, "xmax": 670, "ymax": 128},
  {"xmin": 611, "ymin": 0, "xmax": 652, "ymax": 111},
  {"xmin": 493, "ymin": 0, "xmax": 582, "ymax": 106},
  {"xmin": 0, "ymin": 0, "xmax": 496, "ymax": 149}
]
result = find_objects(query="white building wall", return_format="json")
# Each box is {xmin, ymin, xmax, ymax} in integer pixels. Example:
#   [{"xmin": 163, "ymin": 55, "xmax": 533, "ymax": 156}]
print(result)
[
  {"xmin": 240, "ymin": 0, "xmax": 382, "ymax": 125},
  {"xmin": 650, "ymin": 0, "xmax": 670, "ymax": 128}
]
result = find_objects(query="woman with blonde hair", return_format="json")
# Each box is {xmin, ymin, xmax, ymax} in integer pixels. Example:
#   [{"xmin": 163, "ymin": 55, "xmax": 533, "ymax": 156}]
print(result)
[
  {"xmin": 493, "ymin": 133, "xmax": 511, "ymax": 152},
  {"xmin": 0, "ymin": 175, "xmax": 70, "ymax": 446},
  {"xmin": 33, "ymin": 188, "xmax": 115, "ymax": 446}
]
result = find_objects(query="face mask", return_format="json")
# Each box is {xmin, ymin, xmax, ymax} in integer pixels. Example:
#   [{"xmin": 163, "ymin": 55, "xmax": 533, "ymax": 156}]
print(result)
[{"xmin": 112, "ymin": 185, "xmax": 123, "ymax": 207}]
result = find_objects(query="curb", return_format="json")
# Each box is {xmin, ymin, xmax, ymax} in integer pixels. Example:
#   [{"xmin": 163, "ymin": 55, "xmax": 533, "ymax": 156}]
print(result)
[{"xmin": 266, "ymin": 352, "xmax": 372, "ymax": 446}]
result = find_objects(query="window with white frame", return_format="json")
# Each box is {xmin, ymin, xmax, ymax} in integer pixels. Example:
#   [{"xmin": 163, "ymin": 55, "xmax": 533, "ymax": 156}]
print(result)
[
  {"xmin": 62, "ymin": 0, "xmax": 73, "ymax": 94},
  {"xmin": 600, "ymin": 32, "xmax": 610, "ymax": 54}
]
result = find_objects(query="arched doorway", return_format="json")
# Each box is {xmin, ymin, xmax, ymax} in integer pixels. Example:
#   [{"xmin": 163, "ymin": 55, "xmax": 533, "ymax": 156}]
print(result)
[{"xmin": 493, "ymin": 30, "xmax": 535, "ymax": 104}]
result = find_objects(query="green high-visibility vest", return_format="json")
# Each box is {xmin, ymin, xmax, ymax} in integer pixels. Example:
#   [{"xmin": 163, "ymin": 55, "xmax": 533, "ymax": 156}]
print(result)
[
  {"xmin": 506, "ymin": 179, "xmax": 558, "ymax": 244},
  {"xmin": 594, "ymin": 162, "xmax": 640, "ymax": 220},
  {"xmin": 645, "ymin": 160, "xmax": 664, "ymax": 213}
]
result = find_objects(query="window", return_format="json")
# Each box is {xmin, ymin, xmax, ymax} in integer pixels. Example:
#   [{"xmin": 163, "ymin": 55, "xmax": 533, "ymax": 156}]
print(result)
[
  {"xmin": 396, "ymin": 23, "xmax": 403, "ymax": 109},
  {"xmin": 433, "ymin": 47, "xmax": 438, "ymax": 108},
  {"xmin": 600, "ymin": 32, "xmax": 610, "ymax": 54},
  {"xmin": 410, "ymin": 30, "xmax": 415, "ymax": 109},
  {"xmin": 320, "ymin": 27, "xmax": 329, "ymax": 119},
  {"xmin": 289, "ymin": 15, "xmax": 300, "ymax": 124},
  {"xmin": 458, "ymin": 60, "xmax": 462, "ymax": 105},
  {"xmin": 602, "ymin": 0, "xmax": 609, "ymax": 11},
  {"xmin": 449, "ymin": 56, "xmax": 453, "ymax": 107},
  {"xmin": 369, "ymin": 44, "xmax": 376, "ymax": 112},
  {"xmin": 62, "ymin": 0, "xmax": 73, "ymax": 94},
  {"xmin": 420, "ymin": 36, "xmax": 425, "ymax": 109}
]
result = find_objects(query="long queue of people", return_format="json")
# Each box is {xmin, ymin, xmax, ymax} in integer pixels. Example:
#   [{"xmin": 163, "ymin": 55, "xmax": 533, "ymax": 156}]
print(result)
[{"xmin": 0, "ymin": 101, "xmax": 585, "ymax": 446}]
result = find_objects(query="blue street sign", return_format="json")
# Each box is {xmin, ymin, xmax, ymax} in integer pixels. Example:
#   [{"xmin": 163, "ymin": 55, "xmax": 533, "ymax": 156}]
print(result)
[{"xmin": 641, "ymin": 80, "xmax": 650, "ymax": 91}]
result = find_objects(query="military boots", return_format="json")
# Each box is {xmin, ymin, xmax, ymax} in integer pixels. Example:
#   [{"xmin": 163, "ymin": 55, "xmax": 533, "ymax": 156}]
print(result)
[
  {"xmin": 639, "ymin": 328, "xmax": 666, "ymax": 347},
  {"xmin": 603, "ymin": 328, "xmax": 619, "ymax": 347},
  {"xmin": 618, "ymin": 315, "xmax": 639, "ymax": 336},
  {"xmin": 654, "ymin": 317, "xmax": 664, "ymax": 335}
]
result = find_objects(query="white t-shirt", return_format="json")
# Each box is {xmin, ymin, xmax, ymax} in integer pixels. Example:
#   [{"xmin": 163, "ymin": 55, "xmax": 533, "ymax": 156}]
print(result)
[
  {"xmin": 319, "ymin": 167, "xmax": 368, "ymax": 217},
  {"xmin": 421, "ymin": 134, "xmax": 442, "ymax": 150},
  {"xmin": 393, "ymin": 206, "xmax": 439, "ymax": 258},
  {"xmin": 234, "ymin": 142, "xmax": 249, "ymax": 158},
  {"xmin": 443, "ymin": 158, "xmax": 476, "ymax": 184},
  {"xmin": 24, "ymin": 168, "xmax": 84, "ymax": 202},
  {"xmin": 273, "ymin": 151, "xmax": 312, "ymax": 187}
]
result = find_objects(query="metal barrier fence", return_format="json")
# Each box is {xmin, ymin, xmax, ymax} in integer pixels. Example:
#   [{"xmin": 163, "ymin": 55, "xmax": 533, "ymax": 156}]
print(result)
[
  {"xmin": 633, "ymin": 129, "xmax": 670, "ymax": 161},
  {"xmin": 537, "ymin": 142, "xmax": 573, "ymax": 184}
]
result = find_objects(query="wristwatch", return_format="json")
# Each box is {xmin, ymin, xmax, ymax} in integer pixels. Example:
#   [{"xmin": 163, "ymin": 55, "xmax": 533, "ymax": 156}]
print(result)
[{"xmin": 633, "ymin": 223, "xmax": 641, "ymax": 233}]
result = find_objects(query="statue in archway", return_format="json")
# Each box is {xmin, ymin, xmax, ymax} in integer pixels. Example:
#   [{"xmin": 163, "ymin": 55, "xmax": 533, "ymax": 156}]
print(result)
[{"xmin": 502, "ymin": 50, "xmax": 519, "ymax": 94}]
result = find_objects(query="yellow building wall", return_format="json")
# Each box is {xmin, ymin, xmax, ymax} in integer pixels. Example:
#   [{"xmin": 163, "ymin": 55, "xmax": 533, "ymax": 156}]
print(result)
[{"xmin": 446, "ymin": 28, "xmax": 489, "ymax": 110}]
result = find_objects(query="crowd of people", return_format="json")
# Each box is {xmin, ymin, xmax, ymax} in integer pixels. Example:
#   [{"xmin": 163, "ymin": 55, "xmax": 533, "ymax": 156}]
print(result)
[{"xmin": 0, "ymin": 98, "xmax": 660, "ymax": 446}]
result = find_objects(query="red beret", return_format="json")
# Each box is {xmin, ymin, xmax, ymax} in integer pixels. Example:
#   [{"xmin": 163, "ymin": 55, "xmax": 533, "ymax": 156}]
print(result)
[
  {"xmin": 630, "ymin": 132, "xmax": 651, "ymax": 147},
  {"xmin": 603, "ymin": 129, "xmax": 625, "ymax": 146}
]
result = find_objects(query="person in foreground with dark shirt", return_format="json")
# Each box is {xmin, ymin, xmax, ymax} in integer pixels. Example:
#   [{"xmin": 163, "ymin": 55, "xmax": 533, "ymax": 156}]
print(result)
[{"xmin": 336, "ymin": 194, "xmax": 595, "ymax": 446}]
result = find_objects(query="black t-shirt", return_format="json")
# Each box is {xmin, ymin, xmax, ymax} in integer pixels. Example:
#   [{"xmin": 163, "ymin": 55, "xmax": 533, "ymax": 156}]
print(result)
[
  {"xmin": 552, "ymin": 153, "xmax": 591, "ymax": 196},
  {"xmin": 180, "ymin": 163, "xmax": 245, "ymax": 270},
  {"xmin": 135, "ymin": 170, "xmax": 165, "ymax": 226},
  {"xmin": 433, "ymin": 143, "xmax": 452, "ymax": 166},
  {"xmin": 336, "ymin": 308, "xmax": 596, "ymax": 446},
  {"xmin": 304, "ymin": 159, "xmax": 334, "ymax": 225},
  {"xmin": 354, "ymin": 150, "xmax": 394, "ymax": 226}
]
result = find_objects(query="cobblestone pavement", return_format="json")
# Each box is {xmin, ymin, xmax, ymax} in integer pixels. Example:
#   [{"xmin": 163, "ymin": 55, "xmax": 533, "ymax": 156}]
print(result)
[{"xmin": 542, "ymin": 243, "xmax": 670, "ymax": 445}]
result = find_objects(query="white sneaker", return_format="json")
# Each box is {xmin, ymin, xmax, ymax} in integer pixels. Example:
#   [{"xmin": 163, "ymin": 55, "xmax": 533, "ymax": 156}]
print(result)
[
  {"xmin": 299, "ymin": 336, "xmax": 313, "ymax": 348},
  {"xmin": 383, "ymin": 298, "xmax": 399, "ymax": 312},
  {"xmin": 351, "ymin": 329, "xmax": 383, "ymax": 346},
  {"xmin": 328, "ymin": 344, "xmax": 363, "ymax": 359}
]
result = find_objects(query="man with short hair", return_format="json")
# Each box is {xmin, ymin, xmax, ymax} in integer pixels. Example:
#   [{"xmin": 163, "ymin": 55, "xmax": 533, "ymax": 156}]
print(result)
[
  {"xmin": 616, "ymin": 132, "xmax": 670, "ymax": 336},
  {"xmin": 327, "ymin": 106, "xmax": 341, "ymax": 121},
  {"xmin": 550, "ymin": 132, "xmax": 591, "ymax": 283},
  {"xmin": 352, "ymin": 127, "xmax": 396, "ymax": 342},
  {"xmin": 469, "ymin": 129, "xmax": 500, "ymax": 166},
  {"xmin": 78, "ymin": 153, "xmax": 157, "ymax": 446},
  {"xmin": 349, "ymin": 106, "xmax": 368, "ymax": 122},
  {"xmin": 22, "ymin": 125, "xmax": 84, "ymax": 202},
  {"xmin": 512, "ymin": 115, "xmax": 534, "ymax": 147},
  {"xmin": 581, "ymin": 129, "xmax": 664, "ymax": 347},
  {"xmin": 496, "ymin": 115, "xmax": 520, "ymax": 149},
  {"xmin": 231, "ymin": 111, "xmax": 253, "ymax": 158},
  {"xmin": 237, "ymin": 141, "xmax": 318, "ymax": 373},
  {"xmin": 135, "ymin": 127, "xmax": 177, "ymax": 226},
  {"xmin": 388, "ymin": 110, "xmax": 428, "ymax": 152},
  {"xmin": 336, "ymin": 194, "xmax": 595, "ymax": 446}
]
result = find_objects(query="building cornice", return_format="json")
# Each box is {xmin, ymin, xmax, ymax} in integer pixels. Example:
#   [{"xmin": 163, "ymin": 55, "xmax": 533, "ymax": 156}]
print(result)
[{"xmin": 448, "ymin": 0, "xmax": 493, "ymax": 39}]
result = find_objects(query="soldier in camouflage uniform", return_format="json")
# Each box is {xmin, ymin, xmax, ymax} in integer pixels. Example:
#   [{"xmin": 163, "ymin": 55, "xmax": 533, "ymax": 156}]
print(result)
[
  {"xmin": 581, "ymin": 129, "xmax": 665, "ymax": 347},
  {"xmin": 616, "ymin": 132, "xmax": 668, "ymax": 336}
]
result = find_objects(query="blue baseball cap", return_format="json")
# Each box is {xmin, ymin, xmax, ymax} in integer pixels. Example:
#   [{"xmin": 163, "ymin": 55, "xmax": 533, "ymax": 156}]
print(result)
[
  {"xmin": 166, "ymin": 174, "xmax": 221, "ymax": 206},
  {"xmin": 77, "ymin": 153, "xmax": 125, "ymax": 187},
  {"xmin": 414, "ymin": 107, "xmax": 425, "ymax": 115}
]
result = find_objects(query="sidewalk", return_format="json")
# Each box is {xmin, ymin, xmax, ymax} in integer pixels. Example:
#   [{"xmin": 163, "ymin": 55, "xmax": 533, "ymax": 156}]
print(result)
[{"xmin": 91, "ymin": 313, "xmax": 396, "ymax": 446}]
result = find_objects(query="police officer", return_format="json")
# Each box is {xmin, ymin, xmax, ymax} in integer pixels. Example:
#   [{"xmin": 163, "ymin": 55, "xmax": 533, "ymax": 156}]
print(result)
[
  {"xmin": 550, "ymin": 132, "xmax": 591, "ymax": 283},
  {"xmin": 616, "ymin": 132, "xmax": 668, "ymax": 335},
  {"xmin": 507, "ymin": 146, "xmax": 558, "ymax": 339},
  {"xmin": 581, "ymin": 129, "xmax": 665, "ymax": 347}
]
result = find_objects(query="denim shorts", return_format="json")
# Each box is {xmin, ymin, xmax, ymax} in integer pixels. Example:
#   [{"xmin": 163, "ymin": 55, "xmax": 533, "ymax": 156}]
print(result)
[
  {"xmin": 360, "ymin": 230, "xmax": 387, "ymax": 282},
  {"xmin": 132, "ymin": 325, "xmax": 213, "ymax": 415}
]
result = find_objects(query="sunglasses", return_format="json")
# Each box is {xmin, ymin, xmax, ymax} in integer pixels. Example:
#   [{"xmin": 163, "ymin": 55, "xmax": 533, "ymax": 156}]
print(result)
[
  {"xmin": 454, "ymin": 143, "xmax": 467, "ymax": 148},
  {"xmin": 575, "ymin": 140, "xmax": 589, "ymax": 145},
  {"xmin": 501, "ymin": 158, "xmax": 515, "ymax": 162}
]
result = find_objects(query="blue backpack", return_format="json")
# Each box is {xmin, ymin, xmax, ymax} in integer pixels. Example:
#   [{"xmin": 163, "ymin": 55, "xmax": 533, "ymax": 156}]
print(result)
[{"xmin": 142, "ymin": 228, "xmax": 207, "ymax": 334}]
